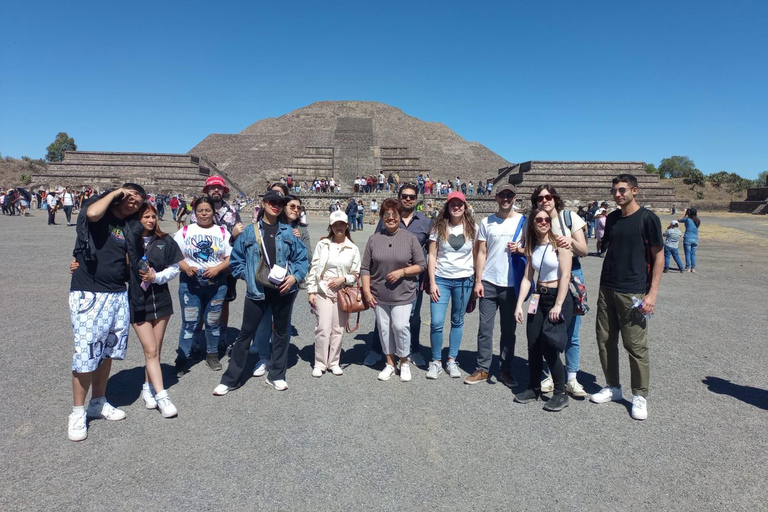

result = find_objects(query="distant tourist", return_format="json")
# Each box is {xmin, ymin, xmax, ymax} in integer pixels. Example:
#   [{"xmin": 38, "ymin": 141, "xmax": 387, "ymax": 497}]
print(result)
[
  {"xmin": 47, "ymin": 190, "xmax": 59, "ymax": 225},
  {"xmin": 591, "ymin": 174, "xmax": 663, "ymax": 421},
  {"xmin": 663, "ymin": 220, "xmax": 684, "ymax": 273},
  {"xmin": 370, "ymin": 198, "xmax": 378, "ymax": 224},
  {"xmin": 678, "ymin": 208, "xmax": 700, "ymax": 272}
]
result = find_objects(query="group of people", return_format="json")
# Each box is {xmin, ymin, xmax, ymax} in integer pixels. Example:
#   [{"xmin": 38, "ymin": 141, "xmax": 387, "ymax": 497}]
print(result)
[{"xmin": 66, "ymin": 172, "xmax": 674, "ymax": 443}]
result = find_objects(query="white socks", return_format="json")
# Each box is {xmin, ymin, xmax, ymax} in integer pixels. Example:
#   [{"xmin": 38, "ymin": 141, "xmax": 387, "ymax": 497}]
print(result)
[{"xmin": 567, "ymin": 372, "xmax": 577, "ymax": 382}]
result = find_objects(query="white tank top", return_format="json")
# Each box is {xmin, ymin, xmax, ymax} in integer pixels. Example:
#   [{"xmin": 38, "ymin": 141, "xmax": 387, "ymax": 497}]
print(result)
[{"xmin": 532, "ymin": 243, "xmax": 560, "ymax": 282}]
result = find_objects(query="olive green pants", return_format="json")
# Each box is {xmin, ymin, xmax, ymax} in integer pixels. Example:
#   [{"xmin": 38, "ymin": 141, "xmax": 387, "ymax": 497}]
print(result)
[{"xmin": 595, "ymin": 287, "xmax": 650, "ymax": 397}]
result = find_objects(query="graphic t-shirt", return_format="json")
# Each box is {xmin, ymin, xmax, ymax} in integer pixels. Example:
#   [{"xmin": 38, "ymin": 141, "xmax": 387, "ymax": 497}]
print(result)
[
  {"xmin": 70, "ymin": 211, "xmax": 131, "ymax": 293},
  {"xmin": 600, "ymin": 207, "xmax": 663, "ymax": 294},
  {"xmin": 429, "ymin": 223, "xmax": 477, "ymax": 279},
  {"xmin": 173, "ymin": 223, "xmax": 232, "ymax": 271},
  {"xmin": 476, "ymin": 213, "xmax": 525, "ymax": 287}
]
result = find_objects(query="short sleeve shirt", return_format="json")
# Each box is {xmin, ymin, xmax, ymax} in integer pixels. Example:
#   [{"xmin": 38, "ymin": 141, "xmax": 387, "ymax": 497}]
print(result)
[
  {"xmin": 173, "ymin": 224, "xmax": 232, "ymax": 271},
  {"xmin": 600, "ymin": 207, "xmax": 663, "ymax": 293},
  {"xmin": 70, "ymin": 211, "xmax": 130, "ymax": 292},
  {"xmin": 429, "ymin": 223, "xmax": 477, "ymax": 279},
  {"xmin": 477, "ymin": 213, "xmax": 525, "ymax": 287}
]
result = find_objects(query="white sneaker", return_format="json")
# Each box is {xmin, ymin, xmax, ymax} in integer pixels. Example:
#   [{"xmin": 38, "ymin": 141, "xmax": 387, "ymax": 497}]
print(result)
[
  {"xmin": 87, "ymin": 400, "xmax": 126, "ymax": 421},
  {"xmin": 141, "ymin": 384, "xmax": 157, "ymax": 409},
  {"xmin": 363, "ymin": 351, "xmax": 382, "ymax": 366},
  {"xmin": 631, "ymin": 395, "xmax": 648, "ymax": 420},
  {"xmin": 590, "ymin": 386, "xmax": 623, "ymax": 404},
  {"xmin": 68, "ymin": 412, "xmax": 87, "ymax": 442},
  {"xmin": 426, "ymin": 361, "xmax": 442, "ymax": 380},
  {"xmin": 445, "ymin": 360, "xmax": 461, "ymax": 378},
  {"xmin": 377, "ymin": 364, "xmax": 395, "ymax": 381},
  {"xmin": 213, "ymin": 384, "xmax": 231, "ymax": 396},
  {"xmin": 312, "ymin": 367, "xmax": 324, "ymax": 378},
  {"xmin": 330, "ymin": 365, "xmax": 343, "ymax": 376},
  {"xmin": 541, "ymin": 375, "xmax": 555, "ymax": 393},
  {"xmin": 566, "ymin": 378, "xmax": 588, "ymax": 397},
  {"xmin": 265, "ymin": 377, "xmax": 288, "ymax": 391},
  {"xmin": 409, "ymin": 352, "xmax": 426, "ymax": 367},
  {"xmin": 252, "ymin": 359, "xmax": 269, "ymax": 377},
  {"xmin": 154, "ymin": 391, "xmax": 178, "ymax": 418},
  {"xmin": 400, "ymin": 362, "xmax": 412, "ymax": 382}
]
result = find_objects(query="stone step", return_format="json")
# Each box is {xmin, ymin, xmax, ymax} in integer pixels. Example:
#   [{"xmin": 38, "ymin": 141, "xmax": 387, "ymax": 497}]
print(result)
[
  {"xmin": 528, "ymin": 161, "xmax": 644, "ymax": 171},
  {"xmin": 520, "ymin": 174, "xmax": 662, "ymax": 184},
  {"xmin": 292, "ymin": 157, "xmax": 334, "ymax": 166},
  {"xmin": 63, "ymin": 151, "xmax": 194, "ymax": 164}
]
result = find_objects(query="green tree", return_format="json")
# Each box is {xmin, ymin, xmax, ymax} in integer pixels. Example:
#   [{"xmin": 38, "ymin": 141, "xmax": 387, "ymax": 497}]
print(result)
[
  {"xmin": 725, "ymin": 173, "xmax": 751, "ymax": 195},
  {"xmin": 644, "ymin": 163, "xmax": 659, "ymax": 175},
  {"xmin": 45, "ymin": 132, "xmax": 77, "ymax": 162},
  {"xmin": 708, "ymin": 171, "xmax": 730, "ymax": 188},
  {"xmin": 754, "ymin": 170, "xmax": 768, "ymax": 187},
  {"xmin": 682, "ymin": 168, "xmax": 705, "ymax": 191},
  {"xmin": 659, "ymin": 155, "xmax": 696, "ymax": 179}
]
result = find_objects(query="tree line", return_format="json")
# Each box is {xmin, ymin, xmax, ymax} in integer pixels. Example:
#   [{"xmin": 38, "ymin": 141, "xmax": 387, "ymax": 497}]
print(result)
[{"xmin": 645, "ymin": 156, "xmax": 766, "ymax": 197}]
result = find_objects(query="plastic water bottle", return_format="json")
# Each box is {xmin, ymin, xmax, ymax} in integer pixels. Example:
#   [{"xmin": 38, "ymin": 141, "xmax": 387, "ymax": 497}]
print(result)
[
  {"xmin": 139, "ymin": 256, "xmax": 150, "ymax": 272},
  {"xmin": 632, "ymin": 296, "xmax": 652, "ymax": 320}
]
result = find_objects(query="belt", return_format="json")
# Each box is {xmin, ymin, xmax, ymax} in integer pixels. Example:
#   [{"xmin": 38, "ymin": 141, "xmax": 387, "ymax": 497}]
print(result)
[{"xmin": 537, "ymin": 285, "xmax": 557, "ymax": 295}]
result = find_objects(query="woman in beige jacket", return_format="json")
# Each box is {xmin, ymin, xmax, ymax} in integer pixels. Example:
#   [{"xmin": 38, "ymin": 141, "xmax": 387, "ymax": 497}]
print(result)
[{"xmin": 307, "ymin": 211, "xmax": 362, "ymax": 377}]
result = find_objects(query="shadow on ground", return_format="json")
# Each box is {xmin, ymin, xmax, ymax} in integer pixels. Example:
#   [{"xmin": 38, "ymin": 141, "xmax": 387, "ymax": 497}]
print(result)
[{"xmin": 702, "ymin": 376, "xmax": 768, "ymax": 410}]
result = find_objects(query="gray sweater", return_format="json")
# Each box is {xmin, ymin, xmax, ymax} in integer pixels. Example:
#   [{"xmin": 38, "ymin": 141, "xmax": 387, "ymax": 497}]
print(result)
[{"xmin": 361, "ymin": 229, "xmax": 426, "ymax": 306}]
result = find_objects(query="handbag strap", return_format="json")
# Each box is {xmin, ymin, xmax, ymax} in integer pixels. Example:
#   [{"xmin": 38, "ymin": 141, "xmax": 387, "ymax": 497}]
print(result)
[{"xmin": 346, "ymin": 311, "xmax": 361, "ymax": 333}]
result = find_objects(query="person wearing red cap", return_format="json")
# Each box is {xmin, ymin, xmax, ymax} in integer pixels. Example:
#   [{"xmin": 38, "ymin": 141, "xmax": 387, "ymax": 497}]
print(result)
[{"xmin": 191, "ymin": 176, "xmax": 244, "ymax": 349}]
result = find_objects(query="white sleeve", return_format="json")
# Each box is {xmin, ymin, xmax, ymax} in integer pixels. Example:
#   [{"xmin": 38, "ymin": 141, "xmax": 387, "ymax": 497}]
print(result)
[
  {"xmin": 476, "ymin": 218, "xmax": 488, "ymax": 242},
  {"xmin": 153, "ymin": 263, "xmax": 180, "ymax": 285}
]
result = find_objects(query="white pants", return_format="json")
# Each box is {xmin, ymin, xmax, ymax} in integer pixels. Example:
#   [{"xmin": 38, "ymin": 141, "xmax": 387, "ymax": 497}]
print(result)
[
  {"xmin": 314, "ymin": 293, "xmax": 348, "ymax": 370},
  {"xmin": 375, "ymin": 304, "xmax": 411, "ymax": 358}
]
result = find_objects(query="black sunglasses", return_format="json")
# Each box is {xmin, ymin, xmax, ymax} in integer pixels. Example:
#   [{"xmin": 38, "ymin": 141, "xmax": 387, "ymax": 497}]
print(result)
[
  {"xmin": 497, "ymin": 192, "xmax": 515, "ymax": 199},
  {"xmin": 400, "ymin": 194, "xmax": 417, "ymax": 200},
  {"xmin": 610, "ymin": 187, "xmax": 629, "ymax": 195}
]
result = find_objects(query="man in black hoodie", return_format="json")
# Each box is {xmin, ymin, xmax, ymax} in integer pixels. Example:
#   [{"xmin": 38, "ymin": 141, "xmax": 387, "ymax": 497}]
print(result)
[{"xmin": 67, "ymin": 184, "xmax": 146, "ymax": 442}]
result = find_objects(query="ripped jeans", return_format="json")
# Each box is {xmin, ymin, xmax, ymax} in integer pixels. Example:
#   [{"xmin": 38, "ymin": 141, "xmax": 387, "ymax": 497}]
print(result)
[{"xmin": 177, "ymin": 275, "xmax": 228, "ymax": 360}]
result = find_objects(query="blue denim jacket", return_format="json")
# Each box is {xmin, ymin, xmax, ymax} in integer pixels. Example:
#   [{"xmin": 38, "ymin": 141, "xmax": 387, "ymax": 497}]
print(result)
[{"xmin": 230, "ymin": 221, "xmax": 309, "ymax": 301}]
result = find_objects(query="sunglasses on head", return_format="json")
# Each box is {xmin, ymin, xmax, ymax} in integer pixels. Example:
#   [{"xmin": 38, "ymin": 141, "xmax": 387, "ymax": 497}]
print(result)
[
  {"xmin": 400, "ymin": 194, "xmax": 417, "ymax": 200},
  {"xmin": 537, "ymin": 194, "xmax": 553, "ymax": 203},
  {"xmin": 610, "ymin": 187, "xmax": 629, "ymax": 195},
  {"xmin": 534, "ymin": 216, "xmax": 551, "ymax": 224}
]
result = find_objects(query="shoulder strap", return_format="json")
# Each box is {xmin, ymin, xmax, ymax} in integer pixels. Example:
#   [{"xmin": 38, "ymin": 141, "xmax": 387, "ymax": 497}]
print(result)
[
  {"xmin": 513, "ymin": 215, "xmax": 526, "ymax": 242},
  {"xmin": 565, "ymin": 210, "xmax": 573, "ymax": 230}
]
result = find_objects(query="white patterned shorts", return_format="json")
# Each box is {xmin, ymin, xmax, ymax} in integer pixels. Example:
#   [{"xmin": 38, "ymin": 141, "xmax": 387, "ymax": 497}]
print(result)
[{"xmin": 69, "ymin": 291, "xmax": 130, "ymax": 373}]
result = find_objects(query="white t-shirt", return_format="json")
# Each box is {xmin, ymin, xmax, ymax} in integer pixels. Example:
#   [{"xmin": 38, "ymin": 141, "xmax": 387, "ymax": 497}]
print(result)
[
  {"xmin": 429, "ymin": 223, "xmax": 476, "ymax": 279},
  {"xmin": 476, "ymin": 213, "xmax": 525, "ymax": 287},
  {"xmin": 47, "ymin": 194, "xmax": 58, "ymax": 208},
  {"xmin": 62, "ymin": 192, "xmax": 75, "ymax": 206},
  {"xmin": 370, "ymin": 201, "xmax": 378, "ymax": 212},
  {"xmin": 173, "ymin": 224, "xmax": 232, "ymax": 271},
  {"xmin": 551, "ymin": 210, "xmax": 587, "ymax": 238}
]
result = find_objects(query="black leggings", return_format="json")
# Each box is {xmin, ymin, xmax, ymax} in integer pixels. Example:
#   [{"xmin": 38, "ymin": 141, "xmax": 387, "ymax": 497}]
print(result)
[
  {"xmin": 526, "ymin": 291, "xmax": 572, "ymax": 393},
  {"xmin": 220, "ymin": 289, "xmax": 296, "ymax": 386}
]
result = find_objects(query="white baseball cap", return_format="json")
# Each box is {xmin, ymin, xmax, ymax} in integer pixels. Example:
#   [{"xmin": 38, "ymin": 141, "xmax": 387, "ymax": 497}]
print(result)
[{"xmin": 329, "ymin": 210, "xmax": 348, "ymax": 225}]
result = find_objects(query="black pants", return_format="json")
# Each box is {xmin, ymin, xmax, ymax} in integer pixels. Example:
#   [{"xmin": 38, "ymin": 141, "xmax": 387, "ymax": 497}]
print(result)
[
  {"xmin": 63, "ymin": 205, "xmax": 73, "ymax": 224},
  {"xmin": 221, "ymin": 288, "xmax": 297, "ymax": 386},
  {"xmin": 48, "ymin": 207, "xmax": 56, "ymax": 224},
  {"xmin": 526, "ymin": 291, "xmax": 572, "ymax": 393}
]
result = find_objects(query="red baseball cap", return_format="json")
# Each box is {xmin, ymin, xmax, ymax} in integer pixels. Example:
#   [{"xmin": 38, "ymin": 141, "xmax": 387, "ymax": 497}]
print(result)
[
  {"xmin": 203, "ymin": 175, "xmax": 229, "ymax": 193},
  {"xmin": 446, "ymin": 191, "xmax": 466, "ymax": 204}
]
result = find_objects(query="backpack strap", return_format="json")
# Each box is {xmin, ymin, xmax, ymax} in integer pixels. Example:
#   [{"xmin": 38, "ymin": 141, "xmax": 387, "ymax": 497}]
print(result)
[
  {"xmin": 513, "ymin": 214, "xmax": 526, "ymax": 243},
  {"xmin": 565, "ymin": 210, "xmax": 573, "ymax": 231}
]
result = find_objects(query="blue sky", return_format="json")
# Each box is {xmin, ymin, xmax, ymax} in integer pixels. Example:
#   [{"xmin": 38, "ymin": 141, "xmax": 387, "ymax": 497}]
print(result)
[{"xmin": 1, "ymin": 1, "xmax": 765, "ymax": 178}]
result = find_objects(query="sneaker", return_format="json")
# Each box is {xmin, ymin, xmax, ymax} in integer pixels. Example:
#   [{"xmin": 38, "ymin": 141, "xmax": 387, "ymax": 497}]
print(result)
[
  {"xmin": 408, "ymin": 352, "xmax": 426, "ymax": 367},
  {"xmin": 154, "ymin": 391, "xmax": 178, "ymax": 418},
  {"xmin": 590, "ymin": 386, "xmax": 622, "ymax": 404},
  {"xmin": 312, "ymin": 367, "xmax": 324, "ymax": 378},
  {"xmin": 213, "ymin": 384, "xmax": 231, "ymax": 396},
  {"xmin": 400, "ymin": 362, "xmax": 412, "ymax": 382},
  {"xmin": 543, "ymin": 392, "xmax": 570, "ymax": 412},
  {"xmin": 265, "ymin": 377, "xmax": 288, "ymax": 391},
  {"xmin": 514, "ymin": 388, "xmax": 540, "ymax": 404},
  {"xmin": 631, "ymin": 395, "xmax": 648, "ymax": 420},
  {"xmin": 206, "ymin": 354, "xmax": 222, "ymax": 371},
  {"xmin": 363, "ymin": 351, "xmax": 383, "ymax": 366},
  {"xmin": 87, "ymin": 400, "xmax": 126, "ymax": 421},
  {"xmin": 445, "ymin": 360, "xmax": 461, "ymax": 378},
  {"xmin": 663, "ymin": 268, "xmax": 668, "ymax": 273},
  {"xmin": 691, "ymin": 268, "xmax": 696, "ymax": 273},
  {"xmin": 464, "ymin": 369, "xmax": 489, "ymax": 385},
  {"xmin": 68, "ymin": 412, "xmax": 87, "ymax": 442},
  {"xmin": 175, "ymin": 359, "xmax": 187, "ymax": 378},
  {"xmin": 540, "ymin": 375, "xmax": 554, "ymax": 393},
  {"xmin": 330, "ymin": 365, "xmax": 343, "ymax": 376},
  {"xmin": 141, "ymin": 384, "xmax": 157, "ymax": 409},
  {"xmin": 499, "ymin": 370, "xmax": 518, "ymax": 389},
  {"xmin": 566, "ymin": 378, "xmax": 588, "ymax": 397},
  {"xmin": 377, "ymin": 364, "xmax": 396, "ymax": 381},
  {"xmin": 252, "ymin": 359, "xmax": 269, "ymax": 377},
  {"xmin": 426, "ymin": 361, "xmax": 442, "ymax": 380}
]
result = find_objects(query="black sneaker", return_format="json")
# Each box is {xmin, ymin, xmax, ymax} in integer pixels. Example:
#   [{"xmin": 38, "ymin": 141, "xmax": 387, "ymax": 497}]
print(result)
[
  {"xmin": 543, "ymin": 392, "xmax": 570, "ymax": 412},
  {"xmin": 514, "ymin": 388, "xmax": 540, "ymax": 404},
  {"xmin": 499, "ymin": 370, "xmax": 518, "ymax": 389},
  {"xmin": 175, "ymin": 359, "xmax": 187, "ymax": 378},
  {"xmin": 206, "ymin": 354, "xmax": 223, "ymax": 371}
]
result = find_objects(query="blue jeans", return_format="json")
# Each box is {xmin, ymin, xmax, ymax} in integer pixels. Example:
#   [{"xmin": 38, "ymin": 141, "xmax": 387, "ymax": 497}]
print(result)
[
  {"xmin": 684, "ymin": 239, "xmax": 698, "ymax": 269},
  {"xmin": 429, "ymin": 275, "xmax": 473, "ymax": 361},
  {"xmin": 177, "ymin": 276, "xmax": 227, "ymax": 360},
  {"xmin": 587, "ymin": 220, "xmax": 595, "ymax": 238},
  {"xmin": 357, "ymin": 214, "xmax": 363, "ymax": 231},
  {"xmin": 349, "ymin": 216, "xmax": 356, "ymax": 231},
  {"xmin": 664, "ymin": 246, "xmax": 684, "ymax": 271}
]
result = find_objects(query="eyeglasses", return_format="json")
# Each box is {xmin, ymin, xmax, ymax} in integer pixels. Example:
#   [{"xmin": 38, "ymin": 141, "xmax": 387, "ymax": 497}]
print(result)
[
  {"xmin": 537, "ymin": 194, "xmax": 553, "ymax": 203},
  {"xmin": 285, "ymin": 204, "xmax": 299, "ymax": 210},
  {"xmin": 534, "ymin": 217, "xmax": 551, "ymax": 225},
  {"xmin": 383, "ymin": 211, "xmax": 400, "ymax": 219},
  {"xmin": 400, "ymin": 194, "xmax": 417, "ymax": 200},
  {"xmin": 497, "ymin": 192, "xmax": 515, "ymax": 199},
  {"xmin": 610, "ymin": 187, "xmax": 629, "ymax": 195}
]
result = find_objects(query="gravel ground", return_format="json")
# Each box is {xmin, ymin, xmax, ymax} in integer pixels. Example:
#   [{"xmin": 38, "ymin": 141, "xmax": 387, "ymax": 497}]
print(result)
[{"xmin": 1, "ymin": 210, "xmax": 766, "ymax": 511}]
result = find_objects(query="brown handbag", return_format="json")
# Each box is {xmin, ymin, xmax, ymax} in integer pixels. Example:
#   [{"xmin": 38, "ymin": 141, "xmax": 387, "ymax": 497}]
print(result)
[{"xmin": 337, "ymin": 276, "xmax": 369, "ymax": 333}]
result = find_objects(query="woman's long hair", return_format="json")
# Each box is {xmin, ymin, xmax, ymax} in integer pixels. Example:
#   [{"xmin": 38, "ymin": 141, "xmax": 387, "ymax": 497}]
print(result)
[
  {"xmin": 431, "ymin": 198, "xmax": 476, "ymax": 243},
  {"xmin": 524, "ymin": 206, "xmax": 559, "ymax": 258},
  {"xmin": 688, "ymin": 207, "xmax": 701, "ymax": 228},
  {"xmin": 138, "ymin": 203, "xmax": 167, "ymax": 238},
  {"xmin": 323, "ymin": 224, "xmax": 353, "ymax": 242},
  {"xmin": 529, "ymin": 184, "xmax": 565, "ymax": 212}
]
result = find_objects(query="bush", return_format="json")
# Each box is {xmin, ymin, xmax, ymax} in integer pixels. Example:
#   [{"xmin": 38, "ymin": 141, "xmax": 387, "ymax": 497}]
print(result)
[{"xmin": 20, "ymin": 173, "xmax": 31, "ymax": 185}]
